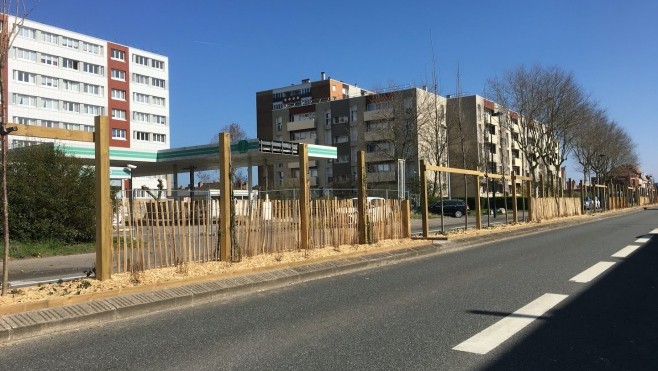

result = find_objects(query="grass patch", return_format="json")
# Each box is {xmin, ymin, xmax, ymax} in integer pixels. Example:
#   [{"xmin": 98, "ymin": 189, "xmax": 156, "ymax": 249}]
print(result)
[{"xmin": 10, "ymin": 240, "xmax": 96, "ymax": 259}]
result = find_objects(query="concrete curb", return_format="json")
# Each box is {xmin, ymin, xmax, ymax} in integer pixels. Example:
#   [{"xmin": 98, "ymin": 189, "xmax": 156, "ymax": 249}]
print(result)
[{"xmin": 0, "ymin": 244, "xmax": 443, "ymax": 343}]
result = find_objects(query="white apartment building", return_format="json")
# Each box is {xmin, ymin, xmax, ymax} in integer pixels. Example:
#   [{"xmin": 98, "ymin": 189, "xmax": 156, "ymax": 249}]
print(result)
[{"xmin": 3, "ymin": 15, "xmax": 169, "ymax": 155}]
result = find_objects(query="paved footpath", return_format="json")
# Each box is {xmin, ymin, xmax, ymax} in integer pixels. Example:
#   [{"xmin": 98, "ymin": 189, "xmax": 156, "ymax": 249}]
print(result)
[{"xmin": 0, "ymin": 208, "xmax": 641, "ymax": 344}]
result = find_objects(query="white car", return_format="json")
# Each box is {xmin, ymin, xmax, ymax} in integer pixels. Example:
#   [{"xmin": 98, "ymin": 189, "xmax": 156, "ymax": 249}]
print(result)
[{"xmin": 584, "ymin": 197, "xmax": 600, "ymax": 210}]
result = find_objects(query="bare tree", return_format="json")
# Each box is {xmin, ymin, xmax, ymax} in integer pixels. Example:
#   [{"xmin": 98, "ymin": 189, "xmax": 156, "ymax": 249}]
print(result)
[
  {"xmin": 416, "ymin": 39, "xmax": 448, "ymax": 199},
  {"xmin": 488, "ymin": 65, "xmax": 554, "ymax": 191},
  {"xmin": 1, "ymin": 1, "xmax": 33, "ymax": 295},
  {"xmin": 533, "ymin": 67, "xmax": 589, "ymax": 195},
  {"xmin": 203, "ymin": 123, "xmax": 248, "ymax": 186},
  {"xmin": 445, "ymin": 63, "xmax": 478, "ymax": 229}
]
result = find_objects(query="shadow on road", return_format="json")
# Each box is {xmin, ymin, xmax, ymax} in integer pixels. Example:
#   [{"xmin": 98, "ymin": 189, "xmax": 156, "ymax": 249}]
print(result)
[{"xmin": 484, "ymin": 234, "xmax": 658, "ymax": 370}]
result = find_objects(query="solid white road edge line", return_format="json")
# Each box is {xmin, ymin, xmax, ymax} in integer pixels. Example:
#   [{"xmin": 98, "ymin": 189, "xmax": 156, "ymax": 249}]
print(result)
[
  {"xmin": 453, "ymin": 293, "xmax": 568, "ymax": 355},
  {"xmin": 569, "ymin": 261, "xmax": 616, "ymax": 283},
  {"xmin": 612, "ymin": 245, "xmax": 641, "ymax": 258}
]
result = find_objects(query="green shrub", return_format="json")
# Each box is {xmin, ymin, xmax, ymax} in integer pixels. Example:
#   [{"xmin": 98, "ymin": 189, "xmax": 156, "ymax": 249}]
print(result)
[{"xmin": 2, "ymin": 144, "xmax": 95, "ymax": 243}]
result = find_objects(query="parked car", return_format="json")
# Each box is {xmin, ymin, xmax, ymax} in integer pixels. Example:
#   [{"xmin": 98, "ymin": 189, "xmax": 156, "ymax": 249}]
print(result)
[
  {"xmin": 428, "ymin": 199, "xmax": 469, "ymax": 218},
  {"xmin": 584, "ymin": 196, "xmax": 600, "ymax": 210}
]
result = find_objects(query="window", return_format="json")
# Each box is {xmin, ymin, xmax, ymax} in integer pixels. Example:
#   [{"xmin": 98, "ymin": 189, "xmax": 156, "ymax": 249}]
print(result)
[
  {"xmin": 132, "ymin": 73, "xmax": 149, "ymax": 84},
  {"xmin": 153, "ymin": 133, "xmax": 166, "ymax": 143},
  {"xmin": 133, "ymin": 112, "xmax": 149, "ymax": 122},
  {"xmin": 61, "ymin": 36, "xmax": 79, "ymax": 49},
  {"xmin": 369, "ymin": 163, "xmax": 395, "ymax": 173},
  {"xmin": 291, "ymin": 130, "xmax": 316, "ymax": 141},
  {"xmin": 41, "ymin": 75, "xmax": 59, "ymax": 88},
  {"xmin": 84, "ymin": 104, "xmax": 103, "ymax": 115},
  {"xmin": 112, "ymin": 109, "xmax": 126, "ymax": 120},
  {"xmin": 333, "ymin": 135, "xmax": 349, "ymax": 144},
  {"xmin": 13, "ymin": 94, "xmax": 37, "ymax": 107},
  {"xmin": 14, "ymin": 70, "xmax": 36, "ymax": 84},
  {"xmin": 367, "ymin": 121, "xmax": 388, "ymax": 131},
  {"xmin": 14, "ymin": 117, "xmax": 36, "ymax": 125},
  {"xmin": 83, "ymin": 83, "xmax": 102, "ymax": 95},
  {"xmin": 151, "ymin": 59, "xmax": 165, "ymax": 69},
  {"xmin": 62, "ymin": 58, "xmax": 79, "ymax": 70},
  {"xmin": 15, "ymin": 47, "xmax": 37, "ymax": 62},
  {"xmin": 133, "ymin": 54, "xmax": 149, "ymax": 65},
  {"xmin": 133, "ymin": 131, "xmax": 150, "ymax": 141},
  {"xmin": 152, "ymin": 96, "xmax": 166, "ymax": 106},
  {"xmin": 111, "ymin": 89, "xmax": 126, "ymax": 100},
  {"xmin": 133, "ymin": 111, "xmax": 150, "ymax": 122},
  {"xmin": 41, "ymin": 98, "xmax": 58, "ymax": 110},
  {"xmin": 82, "ymin": 42, "xmax": 101, "ymax": 55},
  {"xmin": 41, "ymin": 32, "xmax": 58, "ymax": 44},
  {"xmin": 153, "ymin": 115, "xmax": 166, "ymax": 125},
  {"xmin": 18, "ymin": 26, "xmax": 35, "ymax": 39},
  {"xmin": 151, "ymin": 78, "xmax": 166, "ymax": 88},
  {"xmin": 111, "ymin": 69, "xmax": 126, "ymax": 81},
  {"xmin": 83, "ymin": 63, "xmax": 103, "ymax": 75},
  {"xmin": 133, "ymin": 92, "xmax": 149, "ymax": 103},
  {"xmin": 112, "ymin": 128, "xmax": 126, "ymax": 139},
  {"xmin": 111, "ymin": 49, "xmax": 125, "ymax": 61},
  {"xmin": 40, "ymin": 53, "xmax": 58, "ymax": 66},
  {"xmin": 64, "ymin": 122, "xmax": 81, "ymax": 131},
  {"xmin": 63, "ymin": 101, "xmax": 80, "ymax": 112},
  {"xmin": 64, "ymin": 80, "xmax": 80, "ymax": 92},
  {"xmin": 41, "ymin": 120, "xmax": 58, "ymax": 128},
  {"xmin": 366, "ymin": 101, "xmax": 392, "ymax": 111}
]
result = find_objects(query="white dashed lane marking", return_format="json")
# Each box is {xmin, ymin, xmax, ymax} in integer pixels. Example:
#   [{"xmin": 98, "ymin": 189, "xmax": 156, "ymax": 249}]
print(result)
[
  {"xmin": 453, "ymin": 293, "xmax": 568, "ymax": 355},
  {"xmin": 635, "ymin": 237, "xmax": 651, "ymax": 244},
  {"xmin": 612, "ymin": 245, "xmax": 641, "ymax": 258},
  {"xmin": 569, "ymin": 261, "xmax": 616, "ymax": 283}
]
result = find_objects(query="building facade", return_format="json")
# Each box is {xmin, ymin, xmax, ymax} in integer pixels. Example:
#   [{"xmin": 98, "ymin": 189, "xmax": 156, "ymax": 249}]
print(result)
[
  {"xmin": 446, "ymin": 94, "xmax": 556, "ymax": 198},
  {"xmin": 256, "ymin": 73, "xmax": 448, "ymax": 197},
  {"xmin": 2, "ymin": 15, "xmax": 170, "ymax": 158}
]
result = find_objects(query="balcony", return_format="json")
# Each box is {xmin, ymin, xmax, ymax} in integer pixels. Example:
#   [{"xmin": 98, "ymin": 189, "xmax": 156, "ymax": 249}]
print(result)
[
  {"xmin": 364, "ymin": 129, "xmax": 387, "ymax": 142},
  {"xmin": 364, "ymin": 108, "xmax": 393, "ymax": 121},
  {"xmin": 286, "ymin": 118, "xmax": 316, "ymax": 131}
]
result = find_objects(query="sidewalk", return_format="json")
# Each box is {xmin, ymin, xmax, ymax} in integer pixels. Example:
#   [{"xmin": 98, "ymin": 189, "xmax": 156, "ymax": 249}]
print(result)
[{"xmin": 0, "ymin": 208, "xmax": 643, "ymax": 344}]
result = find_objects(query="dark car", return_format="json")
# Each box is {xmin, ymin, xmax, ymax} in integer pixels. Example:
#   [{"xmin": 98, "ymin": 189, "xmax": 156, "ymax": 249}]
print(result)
[{"xmin": 428, "ymin": 199, "xmax": 469, "ymax": 218}]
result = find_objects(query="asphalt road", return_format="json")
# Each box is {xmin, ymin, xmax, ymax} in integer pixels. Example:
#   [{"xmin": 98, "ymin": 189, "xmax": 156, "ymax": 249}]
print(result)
[{"xmin": 1, "ymin": 210, "xmax": 656, "ymax": 370}]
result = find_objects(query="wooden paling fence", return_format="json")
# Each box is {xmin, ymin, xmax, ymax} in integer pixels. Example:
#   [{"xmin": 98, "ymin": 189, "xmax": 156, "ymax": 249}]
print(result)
[
  {"xmin": 530, "ymin": 197, "xmax": 582, "ymax": 222},
  {"xmin": 112, "ymin": 198, "xmax": 405, "ymax": 273}
]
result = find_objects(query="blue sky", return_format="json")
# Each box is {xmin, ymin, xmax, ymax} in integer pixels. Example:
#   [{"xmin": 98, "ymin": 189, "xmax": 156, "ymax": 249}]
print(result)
[{"xmin": 29, "ymin": 0, "xmax": 658, "ymax": 180}]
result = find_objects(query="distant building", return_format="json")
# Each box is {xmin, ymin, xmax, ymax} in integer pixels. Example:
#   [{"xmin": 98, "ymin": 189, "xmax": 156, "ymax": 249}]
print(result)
[
  {"xmin": 446, "ymin": 94, "xmax": 556, "ymax": 198},
  {"xmin": 256, "ymin": 73, "xmax": 448, "ymax": 197}
]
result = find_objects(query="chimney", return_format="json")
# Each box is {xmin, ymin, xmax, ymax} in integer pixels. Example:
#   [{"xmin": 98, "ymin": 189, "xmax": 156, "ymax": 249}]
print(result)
[{"xmin": 321, "ymin": 71, "xmax": 326, "ymax": 80}]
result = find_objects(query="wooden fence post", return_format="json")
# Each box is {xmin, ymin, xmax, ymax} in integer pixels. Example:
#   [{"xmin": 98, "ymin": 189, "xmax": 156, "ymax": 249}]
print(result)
[
  {"xmin": 299, "ymin": 144, "xmax": 310, "ymax": 250},
  {"xmin": 512, "ymin": 172, "xmax": 518, "ymax": 223},
  {"xmin": 401, "ymin": 200, "xmax": 411, "ymax": 238},
  {"xmin": 475, "ymin": 175, "xmax": 482, "ymax": 229},
  {"xmin": 219, "ymin": 133, "xmax": 231, "ymax": 261},
  {"xmin": 527, "ymin": 179, "xmax": 533, "ymax": 222},
  {"xmin": 95, "ymin": 116, "xmax": 112, "ymax": 280},
  {"xmin": 357, "ymin": 151, "xmax": 367, "ymax": 244},
  {"xmin": 419, "ymin": 160, "xmax": 428, "ymax": 238}
]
